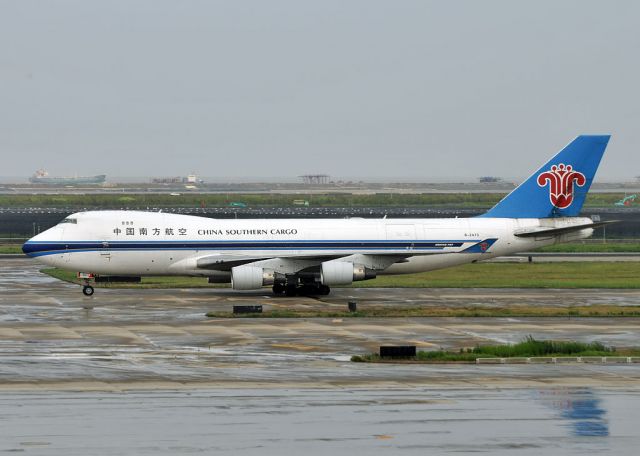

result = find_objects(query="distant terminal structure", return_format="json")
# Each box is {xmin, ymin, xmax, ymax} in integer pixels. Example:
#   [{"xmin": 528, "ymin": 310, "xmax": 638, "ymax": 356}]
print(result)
[
  {"xmin": 152, "ymin": 174, "xmax": 200, "ymax": 185},
  {"xmin": 478, "ymin": 176, "xmax": 502, "ymax": 183},
  {"xmin": 300, "ymin": 174, "xmax": 330, "ymax": 185}
]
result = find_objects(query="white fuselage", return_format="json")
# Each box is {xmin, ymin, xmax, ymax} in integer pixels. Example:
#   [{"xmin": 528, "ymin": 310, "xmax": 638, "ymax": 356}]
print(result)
[{"xmin": 24, "ymin": 211, "xmax": 593, "ymax": 278}]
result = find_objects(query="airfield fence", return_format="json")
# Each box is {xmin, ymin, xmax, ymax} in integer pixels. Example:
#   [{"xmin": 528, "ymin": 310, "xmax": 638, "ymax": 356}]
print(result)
[{"xmin": 476, "ymin": 356, "xmax": 640, "ymax": 364}]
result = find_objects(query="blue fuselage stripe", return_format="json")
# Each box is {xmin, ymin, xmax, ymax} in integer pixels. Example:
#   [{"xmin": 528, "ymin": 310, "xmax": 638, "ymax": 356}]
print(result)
[{"xmin": 23, "ymin": 240, "xmax": 468, "ymax": 257}]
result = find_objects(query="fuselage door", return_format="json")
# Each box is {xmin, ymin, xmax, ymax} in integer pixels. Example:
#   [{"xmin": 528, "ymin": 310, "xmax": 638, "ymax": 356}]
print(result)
[{"xmin": 100, "ymin": 241, "xmax": 111, "ymax": 261}]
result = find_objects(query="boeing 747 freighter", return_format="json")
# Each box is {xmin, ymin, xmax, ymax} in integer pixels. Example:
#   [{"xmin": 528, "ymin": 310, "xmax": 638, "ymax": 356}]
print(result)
[{"xmin": 23, "ymin": 135, "xmax": 612, "ymax": 296}]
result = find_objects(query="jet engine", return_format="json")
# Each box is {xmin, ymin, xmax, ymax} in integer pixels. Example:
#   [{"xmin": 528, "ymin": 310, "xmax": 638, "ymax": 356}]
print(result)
[
  {"xmin": 207, "ymin": 271, "xmax": 232, "ymax": 284},
  {"xmin": 231, "ymin": 266, "xmax": 275, "ymax": 290},
  {"xmin": 320, "ymin": 262, "xmax": 376, "ymax": 285}
]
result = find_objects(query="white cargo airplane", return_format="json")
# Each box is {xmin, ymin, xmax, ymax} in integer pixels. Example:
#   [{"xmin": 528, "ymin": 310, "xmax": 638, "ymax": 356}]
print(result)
[{"xmin": 24, "ymin": 135, "xmax": 612, "ymax": 297}]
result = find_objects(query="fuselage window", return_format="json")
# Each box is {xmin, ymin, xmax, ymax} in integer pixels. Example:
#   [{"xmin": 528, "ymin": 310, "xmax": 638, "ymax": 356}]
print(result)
[{"xmin": 59, "ymin": 218, "xmax": 77, "ymax": 224}]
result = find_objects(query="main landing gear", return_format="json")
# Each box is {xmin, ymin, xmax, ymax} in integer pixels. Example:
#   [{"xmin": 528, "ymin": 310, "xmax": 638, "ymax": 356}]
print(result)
[{"xmin": 272, "ymin": 282, "xmax": 330, "ymax": 297}]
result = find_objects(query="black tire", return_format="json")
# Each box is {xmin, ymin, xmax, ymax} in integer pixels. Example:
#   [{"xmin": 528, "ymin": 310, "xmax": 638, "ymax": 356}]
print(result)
[
  {"xmin": 299, "ymin": 285, "xmax": 316, "ymax": 296},
  {"xmin": 320, "ymin": 285, "xmax": 331, "ymax": 295},
  {"xmin": 272, "ymin": 283, "xmax": 285, "ymax": 295},
  {"xmin": 82, "ymin": 285, "xmax": 94, "ymax": 296},
  {"xmin": 285, "ymin": 285, "xmax": 298, "ymax": 297}
]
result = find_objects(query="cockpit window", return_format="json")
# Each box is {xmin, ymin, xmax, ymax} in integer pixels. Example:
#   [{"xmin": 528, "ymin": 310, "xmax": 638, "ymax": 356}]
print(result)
[{"xmin": 59, "ymin": 218, "xmax": 77, "ymax": 224}]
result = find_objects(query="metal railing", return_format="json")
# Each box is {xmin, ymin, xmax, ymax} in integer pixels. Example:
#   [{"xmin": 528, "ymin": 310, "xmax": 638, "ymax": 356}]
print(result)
[{"xmin": 476, "ymin": 356, "xmax": 640, "ymax": 364}]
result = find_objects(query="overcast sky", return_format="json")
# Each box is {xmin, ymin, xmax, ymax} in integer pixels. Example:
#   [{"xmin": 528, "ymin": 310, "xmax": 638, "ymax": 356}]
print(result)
[{"xmin": 1, "ymin": 0, "xmax": 638, "ymax": 181}]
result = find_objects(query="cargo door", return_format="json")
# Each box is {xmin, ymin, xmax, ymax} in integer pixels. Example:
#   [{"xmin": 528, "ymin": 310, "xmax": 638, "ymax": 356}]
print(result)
[{"xmin": 58, "ymin": 226, "xmax": 72, "ymax": 264}]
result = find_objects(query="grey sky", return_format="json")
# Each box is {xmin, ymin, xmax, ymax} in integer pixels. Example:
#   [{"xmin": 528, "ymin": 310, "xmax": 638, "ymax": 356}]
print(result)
[{"xmin": 1, "ymin": 0, "xmax": 638, "ymax": 181}]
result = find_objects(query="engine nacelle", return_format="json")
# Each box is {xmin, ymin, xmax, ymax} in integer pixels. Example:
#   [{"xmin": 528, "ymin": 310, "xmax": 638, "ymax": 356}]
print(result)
[
  {"xmin": 231, "ymin": 266, "xmax": 275, "ymax": 290},
  {"xmin": 320, "ymin": 262, "xmax": 376, "ymax": 285},
  {"xmin": 207, "ymin": 271, "xmax": 231, "ymax": 284}
]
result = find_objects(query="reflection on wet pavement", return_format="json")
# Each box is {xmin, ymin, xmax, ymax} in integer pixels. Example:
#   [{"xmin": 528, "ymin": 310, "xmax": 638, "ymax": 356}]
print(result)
[{"xmin": 537, "ymin": 388, "xmax": 610, "ymax": 437}]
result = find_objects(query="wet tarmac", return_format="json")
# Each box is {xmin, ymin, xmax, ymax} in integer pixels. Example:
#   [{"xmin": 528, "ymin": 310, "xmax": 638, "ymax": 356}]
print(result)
[
  {"xmin": 1, "ymin": 258, "xmax": 640, "ymax": 454},
  {"xmin": 1, "ymin": 387, "xmax": 638, "ymax": 455}
]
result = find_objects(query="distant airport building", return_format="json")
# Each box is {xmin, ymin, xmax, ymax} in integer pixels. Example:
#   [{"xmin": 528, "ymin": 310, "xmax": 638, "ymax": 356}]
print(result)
[
  {"xmin": 478, "ymin": 176, "xmax": 502, "ymax": 183},
  {"xmin": 152, "ymin": 174, "xmax": 200, "ymax": 185},
  {"xmin": 300, "ymin": 174, "xmax": 330, "ymax": 185},
  {"xmin": 151, "ymin": 177, "xmax": 183, "ymax": 184}
]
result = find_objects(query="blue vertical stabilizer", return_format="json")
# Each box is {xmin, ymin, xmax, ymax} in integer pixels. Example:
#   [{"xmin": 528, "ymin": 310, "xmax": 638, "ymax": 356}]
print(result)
[{"xmin": 481, "ymin": 135, "xmax": 610, "ymax": 218}]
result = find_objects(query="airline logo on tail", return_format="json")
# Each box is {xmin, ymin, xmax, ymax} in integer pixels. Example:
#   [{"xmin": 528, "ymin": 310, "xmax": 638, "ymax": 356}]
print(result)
[{"xmin": 537, "ymin": 163, "xmax": 586, "ymax": 209}]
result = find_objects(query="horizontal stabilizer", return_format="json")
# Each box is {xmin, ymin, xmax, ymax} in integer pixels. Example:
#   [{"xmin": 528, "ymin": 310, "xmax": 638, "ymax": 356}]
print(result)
[{"xmin": 514, "ymin": 220, "xmax": 616, "ymax": 238}]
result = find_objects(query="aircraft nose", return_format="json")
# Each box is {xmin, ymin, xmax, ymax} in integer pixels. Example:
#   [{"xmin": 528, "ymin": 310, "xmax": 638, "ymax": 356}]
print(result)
[
  {"xmin": 22, "ymin": 237, "xmax": 37, "ymax": 257},
  {"xmin": 22, "ymin": 227, "xmax": 60, "ymax": 258}
]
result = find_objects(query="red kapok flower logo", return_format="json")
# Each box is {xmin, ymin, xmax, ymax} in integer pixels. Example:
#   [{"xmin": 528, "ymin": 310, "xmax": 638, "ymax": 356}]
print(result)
[{"xmin": 537, "ymin": 164, "xmax": 586, "ymax": 209}]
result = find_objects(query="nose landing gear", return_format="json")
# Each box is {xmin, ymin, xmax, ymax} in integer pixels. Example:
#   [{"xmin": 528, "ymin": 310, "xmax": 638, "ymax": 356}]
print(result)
[
  {"xmin": 82, "ymin": 285, "xmax": 94, "ymax": 296},
  {"xmin": 77, "ymin": 272, "xmax": 96, "ymax": 296}
]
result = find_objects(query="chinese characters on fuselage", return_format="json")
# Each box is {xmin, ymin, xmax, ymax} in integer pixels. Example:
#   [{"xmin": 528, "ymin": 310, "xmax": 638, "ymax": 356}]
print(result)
[
  {"xmin": 113, "ymin": 227, "xmax": 188, "ymax": 236},
  {"xmin": 111, "ymin": 227, "xmax": 298, "ymax": 236}
]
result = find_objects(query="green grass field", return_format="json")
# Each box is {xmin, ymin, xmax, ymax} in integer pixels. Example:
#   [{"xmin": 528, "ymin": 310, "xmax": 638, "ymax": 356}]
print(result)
[
  {"xmin": 41, "ymin": 261, "xmax": 640, "ymax": 289},
  {"xmin": 359, "ymin": 262, "xmax": 640, "ymax": 289},
  {"xmin": 40, "ymin": 262, "xmax": 640, "ymax": 319},
  {"xmin": 539, "ymin": 242, "xmax": 640, "ymax": 253},
  {"xmin": 0, "ymin": 244, "xmax": 24, "ymax": 254}
]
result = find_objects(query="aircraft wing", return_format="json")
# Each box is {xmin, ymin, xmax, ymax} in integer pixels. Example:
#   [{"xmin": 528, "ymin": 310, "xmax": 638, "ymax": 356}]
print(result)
[
  {"xmin": 194, "ymin": 239, "xmax": 498, "ymax": 271},
  {"xmin": 196, "ymin": 253, "xmax": 346, "ymax": 270},
  {"xmin": 196, "ymin": 252, "xmax": 418, "ymax": 271}
]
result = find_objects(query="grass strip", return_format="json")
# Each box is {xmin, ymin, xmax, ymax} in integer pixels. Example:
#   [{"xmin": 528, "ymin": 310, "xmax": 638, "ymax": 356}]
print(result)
[
  {"xmin": 351, "ymin": 336, "xmax": 640, "ymax": 363},
  {"xmin": 40, "ymin": 262, "xmax": 640, "ymax": 290},
  {"xmin": 0, "ymin": 245, "xmax": 25, "ymax": 254},
  {"xmin": 538, "ymin": 242, "xmax": 640, "ymax": 253},
  {"xmin": 356, "ymin": 262, "xmax": 640, "ymax": 289}
]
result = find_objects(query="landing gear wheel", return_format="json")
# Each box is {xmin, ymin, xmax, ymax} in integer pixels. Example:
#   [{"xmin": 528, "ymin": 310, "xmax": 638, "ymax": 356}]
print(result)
[
  {"xmin": 285, "ymin": 285, "xmax": 298, "ymax": 297},
  {"xmin": 320, "ymin": 285, "xmax": 331, "ymax": 296},
  {"xmin": 82, "ymin": 285, "xmax": 94, "ymax": 296},
  {"xmin": 272, "ymin": 283, "xmax": 285, "ymax": 295},
  {"xmin": 299, "ymin": 284, "xmax": 317, "ymax": 296}
]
